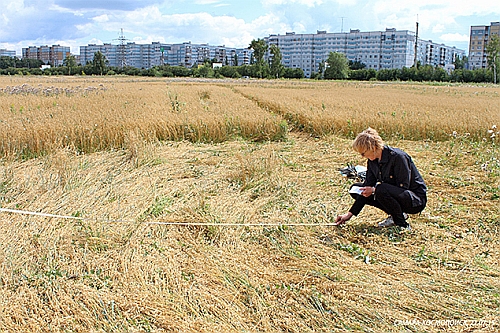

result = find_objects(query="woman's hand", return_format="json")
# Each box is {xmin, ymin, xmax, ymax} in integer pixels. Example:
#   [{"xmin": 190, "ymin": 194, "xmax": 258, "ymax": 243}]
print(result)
[
  {"xmin": 361, "ymin": 186, "xmax": 375, "ymax": 197},
  {"xmin": 334, "ymin": 212, "xmax": 353, "ymax": 226}
]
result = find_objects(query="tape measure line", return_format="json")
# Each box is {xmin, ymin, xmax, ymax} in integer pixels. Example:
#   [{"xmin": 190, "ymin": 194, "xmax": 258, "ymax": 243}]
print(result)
[
  {"xmin": 0, "ymin": 208, "xmax": 85, "ymax": 220},
  {"xmin": 0, "ymin": 207, "xmax": 336, "ymax": 227}
]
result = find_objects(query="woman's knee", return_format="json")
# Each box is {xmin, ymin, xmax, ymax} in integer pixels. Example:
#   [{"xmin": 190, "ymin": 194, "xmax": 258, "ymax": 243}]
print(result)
[{"xmin": 375, "ymin": 183, "xmax": 392, "ymax": 196}]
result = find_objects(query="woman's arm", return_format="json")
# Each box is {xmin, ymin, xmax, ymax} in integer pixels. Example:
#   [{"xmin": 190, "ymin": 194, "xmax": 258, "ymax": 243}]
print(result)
[{"xmin": 392, "ymin": 152, "xmax": 412, "ymax": 189}]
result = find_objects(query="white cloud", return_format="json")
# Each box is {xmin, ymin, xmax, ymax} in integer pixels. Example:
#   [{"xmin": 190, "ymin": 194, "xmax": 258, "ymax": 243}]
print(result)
[
  {"xmin": 53, "ymin": 0, "xmax": 162, "ymax": 11},
  {"xmin": 292, "ymin": 22, "xmax": 307, "ymax": 32},
  {"xmin": 81, "ymin": 7, "xmax": 290, "ymax": 48},
  {"xmin": 194, "ymin": 0, "xmax": 224, "ymax": 4},
  {"xmin": 263, "ymin": 0, "xmax": 325, "ymax": 7},
  {"xmin": 371, "ymin": 0, "xmax": 500, "ymax": 29},
  {"xmin": 1, "ymin": 13, "xmax": 9, "ymax": 26},
  {"xmin": 440, "ymin": 33, "xmax": 470, "ymax": 43},
  {"xmin": 432, "ymin": 24, "xmax": 445, "ymax": 33},
  {"xmin": 93, "ymin": 15, "xmax": 110, "ymax": 23},
  {"xmin": 87, "ymin": 38, "xmax": 105, "ymax": 45}
]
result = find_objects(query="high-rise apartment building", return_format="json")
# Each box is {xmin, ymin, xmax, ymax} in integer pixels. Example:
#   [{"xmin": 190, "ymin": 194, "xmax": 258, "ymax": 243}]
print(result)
[
  {"xmin": 0, "ymin": 49, "xmax": 16, "ymax": 57},
  {"xmin": 80, "ymin": 42, "xmax": 253, "ymax": 69},
  {"xmin": 22, "ymin": 45, "xmax": 70, "ymax": 66},
  {"xmin": 468, "ymin": 22, "xmax": 500, "ymax": 69},
  {"xmin": 80, "ymin": 43, "xmax": 117, "ymax": 67},
  {"xmin": 265, "ymin": 29, "xmax": 465, "ymax": 78}
]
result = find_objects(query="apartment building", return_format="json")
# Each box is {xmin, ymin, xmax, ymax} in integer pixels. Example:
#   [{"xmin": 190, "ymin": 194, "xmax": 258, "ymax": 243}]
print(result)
[
  {"xmin": 265, "ymin": 29, "xmax": 465, "ymax": 78},
  {"xmin": 468, "ymin": 22, "xmax": 500, "ymax": 69},
  {"xmin": 79, "ymin": 43, "xmax": 119, "ymax": 67},
  {"xmin": 22, "ymin": 45, "xmax": 70, "ymax": 66},
  {"xmin": 419, "ymin": 39, "xmax": 463, "ymax": 69},
  {"xmin": 80, "ymin": 41, "xmax": 253, "ymax": 68},
  {"xmin": 0, "ymin": 49, "xmax": 16, "ymax": 57}
]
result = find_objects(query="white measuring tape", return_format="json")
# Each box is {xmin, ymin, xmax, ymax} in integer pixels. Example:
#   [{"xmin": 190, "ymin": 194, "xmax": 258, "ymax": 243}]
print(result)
[{"xmin": 0, "ymin": 207, "xmax": 336, "ymax": 227}]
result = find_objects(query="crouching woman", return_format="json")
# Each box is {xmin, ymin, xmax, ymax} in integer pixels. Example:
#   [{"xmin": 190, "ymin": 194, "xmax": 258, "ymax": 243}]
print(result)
[{"xmin": 334, "ymin": 128, "xmax": 427, "ymax": 229}]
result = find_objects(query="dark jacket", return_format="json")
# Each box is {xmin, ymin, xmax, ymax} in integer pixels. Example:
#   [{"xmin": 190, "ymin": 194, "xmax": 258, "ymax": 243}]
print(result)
[{"xmin": 349, "ymin": 146, "xmax": 427, "ymax": 215}]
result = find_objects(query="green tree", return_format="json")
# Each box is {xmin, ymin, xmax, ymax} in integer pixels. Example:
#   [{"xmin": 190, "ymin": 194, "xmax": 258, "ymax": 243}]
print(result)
[
  {"xmin": 376, "ymin": 69, "xmax": 394, "ymax": 81},
  {"xmin": 324, "ymin": 52, "xmax": 349, "ymax": 80},
  {"xmin": 417, "ymin": 65, "xmax": 434, "ymax": 81},
  {"xmin": 13, "ymin": 58, "xmax": 44, "ymax": 69},
  {"xmin": 0, "ymin": 56, "xmax": 16, "ymax": 69},
  {"xmin": 237, "ymin": 64, "xmax": 252, "ymax": 77},
  {"xmin": 219, "ymin": 66, "xmax": 240, "ymax": 78},
  {"xmin": 249, "ymin": 39, "xmax": 268, "ymax": 64},
  {"xmin": 171, "ymin": 66, "xmax": 192, "ymax": 77},
  {"xmin": 486, "ymin": 34, "xmax": 500, "ymax": 84},
  {"xmin": 472, "ymin": 68, "xmax": 493, "ymax": 83},
  {"xmin": 462, "ymin": 69, "xmax": 475, "ymax": 82},
  {"xmin": 283, "ymin": 67, "xmax": 304, "ymax": 79},
  {"xmin": 270, "ymin": 44, "xmax": 285, "ymax": 78},
  {"xmin": 432, "ymin": 67, "xmax": 449, "ymax": 82},
  {"xmin": 318, "ymin": 61, "xmax": 327, "ymax": 79},
  {"xmin": 196, "ymin": 64, "xmax": 214, "ymax": 78},
  {"xmin": 349, "ymin": 68, "xmax": 376, "ymax": 81},
  {"xmin": 348, "ymin": 60, "xmax": 366, "ymax": 70},
  {"xmin": 63, "ymin": 55, "xmax": 77, "ymax": 75},
  {"xmin": 453, "ymin": 54, "xmax": 468, "ymax": 70},
  {"xmin": 249, "ymin": 38, "xmax": 269, "ymax": 78},
  {"xmin": 92, "ymin": 51, "xmax": 108, "ymax": 75}
]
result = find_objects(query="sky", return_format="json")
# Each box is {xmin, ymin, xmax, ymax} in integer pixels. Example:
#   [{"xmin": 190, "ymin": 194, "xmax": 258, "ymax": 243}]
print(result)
[{"xmin": 1, "ymin": 0, "xmax": 499, "ymax": 56}]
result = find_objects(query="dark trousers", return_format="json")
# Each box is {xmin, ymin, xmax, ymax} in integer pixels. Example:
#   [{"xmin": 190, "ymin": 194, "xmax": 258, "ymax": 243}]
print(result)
[{"xmin": 350, "ymin": 182, "xmax": 426, "ymax": 227}]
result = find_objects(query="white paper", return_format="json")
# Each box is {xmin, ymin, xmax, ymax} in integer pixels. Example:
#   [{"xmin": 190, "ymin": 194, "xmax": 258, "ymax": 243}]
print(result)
[
  {"xmin": 349, "ymin": 186, "xmax": 364, "ymax": 195},
  {"xmin": 355, "ymin": 165, "xmax": 367, "ymax": 173}
]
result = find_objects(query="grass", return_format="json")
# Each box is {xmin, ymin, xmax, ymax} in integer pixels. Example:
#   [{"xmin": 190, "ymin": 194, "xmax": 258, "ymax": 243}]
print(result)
[{"xmin": 0, "ymin": 76, "xmax": 498, "ymax": 332}]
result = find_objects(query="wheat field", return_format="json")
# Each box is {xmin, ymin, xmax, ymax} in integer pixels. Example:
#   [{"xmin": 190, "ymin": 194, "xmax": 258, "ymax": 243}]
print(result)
[
  {"xmin": 1, "ymin": 76, "xmax": 499, "ymax": 159},
  {"xmin": 0, "ymin": 76, "xmax": 499, "ymax": 332},
  {"xmin": 233, "ymin": 80, "xmax": 500, "ymax": 140}
]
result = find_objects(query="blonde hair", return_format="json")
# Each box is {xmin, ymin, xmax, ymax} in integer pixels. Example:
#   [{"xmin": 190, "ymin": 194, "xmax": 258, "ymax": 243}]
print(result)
[{"xmin": 352, "ymin": 127, "xmax": 384, "ymax": 153}]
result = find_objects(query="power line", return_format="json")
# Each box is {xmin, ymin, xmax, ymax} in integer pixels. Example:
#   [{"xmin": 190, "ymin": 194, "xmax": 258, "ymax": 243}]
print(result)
[
  {"xmin": 113, "ymin": 28, "xmax": 129, "ymax": 68},
  {"xmin": 414, "ymin": 18, "xmax": 419, "ymax": 68}
]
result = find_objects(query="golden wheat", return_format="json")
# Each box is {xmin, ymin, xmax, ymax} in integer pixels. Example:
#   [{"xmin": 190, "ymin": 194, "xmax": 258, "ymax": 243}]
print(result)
[
  {"xmin": 0, "ymin": 77, "xmax": 287, "ymax": 159},
  {"xmin": 234, "ymin": 81, "xmax": 500, "ymax": 140},
  {"xmin": 2, "ymin": 77, "xmax": 499, "ymax": 160}
]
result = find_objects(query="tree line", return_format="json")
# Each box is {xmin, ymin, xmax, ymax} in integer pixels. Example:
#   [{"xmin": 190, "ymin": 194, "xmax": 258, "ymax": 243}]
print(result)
[
  {"xmin": 0, "ymin": 51, "xmax": 305, "ymax": 79},
  {"xmin": 1, "ymin": 35, "xmax": 499, "ymax": 83}
]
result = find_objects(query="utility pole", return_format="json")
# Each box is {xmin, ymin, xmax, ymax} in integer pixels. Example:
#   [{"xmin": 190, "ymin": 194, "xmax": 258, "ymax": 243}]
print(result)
[
  {"xmin": 414, "ymin": 17, "xmax": 419, "ymax": 68},
  {"xmin": 114, "ymin": 28, "xmax": 128, "ymax": 68},
  {"xmin": 494, "ymin": 53, "xmax": 497, "ymax": 84}
]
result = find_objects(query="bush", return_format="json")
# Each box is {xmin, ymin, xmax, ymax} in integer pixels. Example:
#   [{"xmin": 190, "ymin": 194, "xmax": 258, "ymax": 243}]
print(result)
[
  {"xmin": 219, "ymin": 66, "xmax": 241, "ymax": 78},
  {"xmin": 283, "ymin": 68, "xmax": 305, "ymax": 79},
  {"xmin": 349, "ymin": 68, "xmax": 376, "ymax": 81}
]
